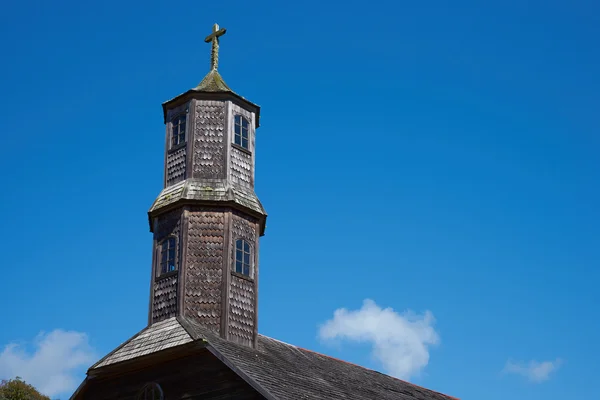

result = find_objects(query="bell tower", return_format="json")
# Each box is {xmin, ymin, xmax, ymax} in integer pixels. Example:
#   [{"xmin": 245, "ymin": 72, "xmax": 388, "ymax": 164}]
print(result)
[{"xmin": 147, "ymin": 24, "xmax": 266, "ymax": 348}]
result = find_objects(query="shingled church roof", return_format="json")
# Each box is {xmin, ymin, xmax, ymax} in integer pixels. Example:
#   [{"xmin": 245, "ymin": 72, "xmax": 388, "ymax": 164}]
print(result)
[{"xmin": 86, "ymin": 317, "xmax": 456, "ymax": 400}]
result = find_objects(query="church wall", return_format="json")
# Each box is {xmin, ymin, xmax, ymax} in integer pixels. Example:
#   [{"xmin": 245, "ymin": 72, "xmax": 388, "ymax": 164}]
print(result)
[
  {"xmin": 229, "ymin": 275, "xmax": 255, "ymax": 346},
  {"xmin": 166, "ymin": 145, "xmax": 186, "ymax": 186},
  {"xmin": 151, "ymin": 210, "xmax": 182, "ymax": 323},
  {"xmin": 229, "ymin": 103, "xmax": 255, "ymax": 190},
  {"xmin": 228, "ymin": 212, "xmax": 258, "ymax": 346},
  {"xmin": 83, "ymin": 350, "xmax": 264, "ymax": 400},
  {"xmin": 192, "ymin": 100, "xmax": 226, "ymax": 179},
  {"xmin": 152, "ymin": 274, "xmax": 178, "ymax": 323},
  {"xmin": 164, "ymin": 101, "xmax": 189, "ymax": 188},
  {"xmin": 184, "ymin": 208, "xmax": 226, "ymax": 333},
  {"xmin": 230, "ymin": 147, "xmax": 253, "ymax": 189}
]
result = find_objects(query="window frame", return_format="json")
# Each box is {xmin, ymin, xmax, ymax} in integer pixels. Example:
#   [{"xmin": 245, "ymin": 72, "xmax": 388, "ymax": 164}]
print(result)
[
  {"xmin": 170, "ymin": 113, "xmax": 187, "ymax": 149},
  {"xmin": 158, "ymin": 236, "xmax": 177, "ymax": 276},
  {"xmin": 137, "ymin": 383, "xmax": 164, "ymax": 400},
  {"xmin": 233, "ymin": 114, "xmax": 251, "ymax": 151},
  {"xmin": 233, "ymin": 238, "xmax": 252, "ymax": 277}
]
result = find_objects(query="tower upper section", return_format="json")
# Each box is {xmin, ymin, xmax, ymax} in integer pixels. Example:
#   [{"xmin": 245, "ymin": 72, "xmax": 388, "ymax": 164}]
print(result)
[{"xmin": 149, "ymin": 24, "xmax": 266, "ymax": 235}]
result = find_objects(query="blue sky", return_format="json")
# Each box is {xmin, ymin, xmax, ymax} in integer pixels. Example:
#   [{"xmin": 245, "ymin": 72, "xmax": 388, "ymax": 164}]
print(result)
[{"xmin": 1, "ymin": 0, "xmax": 599, "ymax": 398}]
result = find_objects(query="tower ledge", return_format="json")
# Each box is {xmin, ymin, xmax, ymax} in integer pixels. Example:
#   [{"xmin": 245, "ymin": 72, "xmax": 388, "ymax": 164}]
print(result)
[{"xmin": 148, "ymin": 179, "xmax": 267, "ymax": 236}]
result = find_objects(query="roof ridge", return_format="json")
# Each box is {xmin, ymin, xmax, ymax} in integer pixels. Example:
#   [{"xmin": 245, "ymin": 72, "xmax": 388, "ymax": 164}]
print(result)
[{"xmin": 257, "ymin": 334, "xmax": 298, "ymax": 348}]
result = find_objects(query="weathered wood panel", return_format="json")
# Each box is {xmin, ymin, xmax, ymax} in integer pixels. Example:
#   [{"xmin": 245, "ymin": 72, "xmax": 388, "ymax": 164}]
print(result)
[
  {"xmin": 184, "ymin": 209, "xmax": 225, "ymax": 333},
  {"xmin": 228, "ymin": 212, "xmax": 258, "ymax": 346},
  {"xmin": 166, "ymin": 145, "xmax": 186, "ymax": 186},
  {"xmin": 163, "ymin": 102, "xmax": 189, "ymax": 189},
  {"xmin": 229, "ymin": 275, "xmax": 254, "ymax": 347},
  {"xmin": 85, "ymin": 350, "xmax": 264, "ymax": 400},
  {"xmin": 154, "ymin": 210, "xmax": 182, "ymax": 242},
  {"xmin": 230, "ymin": 147, "xmax": 253, "ymax": 189},
  {"xmin": 192, "ymin": 101, "xmax": 225, "ymax": 179},
  {"xmin": 229, "ymin": 103, "xmax": 255, "ymax": 189},
  {"xmin": 151, "ymin": 210, "xmax": 182, "ymax": 322},
  {"xmin": 152, "ymin": 274, "xmax": 178, "ymax": 323}
]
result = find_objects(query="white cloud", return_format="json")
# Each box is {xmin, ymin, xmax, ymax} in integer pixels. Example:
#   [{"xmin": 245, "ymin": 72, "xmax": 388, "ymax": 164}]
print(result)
[
  {"xmin": 503, "ymin": 358, "xmax": 562, "ymax": 383},
  {"xmin": 318, "ymin": 299, "xmax": 440, "ymax": 380},
  {"xmin": 0, "ymin": 330, "xmax": 97, "ymax": 397}
]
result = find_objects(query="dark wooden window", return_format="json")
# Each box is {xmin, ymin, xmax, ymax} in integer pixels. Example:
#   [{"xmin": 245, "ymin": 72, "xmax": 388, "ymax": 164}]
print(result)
[
  {"xmin": 234, "ymin": 239, "xmax": 251, "ymax": 276},
  {"xmin": 171, "ymin": 114, "xmax": 186, "ymax": 147},
  {"xmin": 160, "ymin": 237, "xmax": 176, "ymax": 274},
  {"xmin": 234, "ymin": 115, "xmax": 250, "ymax": 150},
  {"xmin": 137, "ymin": 383, "xmax": 163, "ymax": 400}
]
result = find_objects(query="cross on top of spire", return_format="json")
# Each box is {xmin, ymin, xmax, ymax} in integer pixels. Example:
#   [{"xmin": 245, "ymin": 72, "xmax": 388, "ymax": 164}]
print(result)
[{"xmin": 204, "ymin": 23, "xmax": 227, "ymax": 71}]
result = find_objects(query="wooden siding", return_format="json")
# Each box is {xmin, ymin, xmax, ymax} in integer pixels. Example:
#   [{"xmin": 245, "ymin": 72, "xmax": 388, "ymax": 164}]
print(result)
[
  {"xmin": 151, "ymin": 210, "xmax": 182, "ymax": 322},
  {"xmin": 163, "ymin": 102, "xmax": 188, "ymax": 189},
  {"xmin": 192, "ymin": 100, "xmax": 226, "ymax": 179},
  {"xmin": 152, "ymin": 274, "xmax": 178, "ymax": 323},
  {"xmin": 230, "ymin": 147, "xmax": 253, "ymax": 189},
  {"xmin": 228, "ymin": 212, "xmax": 258, "ymax": 346},
  {"xmin": 184, "ymin": 209, "xmax": 225, "ymax": 333},
  {"xmin": 154, "ymin": 210, "xmax": 182, "ymax": 241},
  {"xmin": 229, "ymin": 103, "xmax": 255, "ymax": 189},
  {"xmin": 85, "ymin": 350, "xmax": 263, "ymax": 400},
  {"xmin": 229, "ymin": 275, "xmax": 255, "ymax": 346},
  {"xmin": 231, "ymin": 212, "xmax": 257, "ymax": 245},
  {"xmin": 166, "ymin": 145, "xmax": 186, "ymax": 186}
]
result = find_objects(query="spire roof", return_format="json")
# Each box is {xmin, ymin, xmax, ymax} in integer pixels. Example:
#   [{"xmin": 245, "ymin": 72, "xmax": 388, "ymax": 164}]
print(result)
[{"xmin": 194, "ymin": 69, "xmax": 232, "ymax": 92}]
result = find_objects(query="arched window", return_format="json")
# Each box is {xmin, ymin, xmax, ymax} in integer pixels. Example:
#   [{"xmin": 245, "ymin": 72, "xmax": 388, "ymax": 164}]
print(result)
[
  {"xmin": 234, "ymin": 239, "xmax": 252, "ymax": 276},
  {"xmin": 137, "ymin": 383, "xmax": 163, "ymax": 400},
  {"xmin": 171, "ymin": 114, "xmax": 186, "ymax": 147},
  {"xmin": 159, "ymin": 237, "xmax": 176, "ymax": 274},
  {"xmin": 234, "ymin": 115, "xmax": 249, "ymax": 150}
]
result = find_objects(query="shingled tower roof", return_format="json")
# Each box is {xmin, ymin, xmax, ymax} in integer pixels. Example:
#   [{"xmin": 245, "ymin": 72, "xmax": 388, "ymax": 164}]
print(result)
[{"xmin": 195, "ymin": 69, "xmax": 232, "ymax": 92}]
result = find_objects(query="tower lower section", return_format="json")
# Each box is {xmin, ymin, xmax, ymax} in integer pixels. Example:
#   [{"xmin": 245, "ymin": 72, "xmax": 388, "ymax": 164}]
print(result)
[{"xmin": 149, "ymin": 205, "xmax": 260, "ymax": 348}]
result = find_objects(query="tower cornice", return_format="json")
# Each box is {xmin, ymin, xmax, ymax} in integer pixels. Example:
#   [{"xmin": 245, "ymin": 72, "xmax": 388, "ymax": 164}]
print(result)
[
  {"xmin": 162, "ymin": 84, "xmax": 261, "ymax": 127},
  {"xmin": 147, "ymin": 179, "xmax": 267, "ymax": 236}
]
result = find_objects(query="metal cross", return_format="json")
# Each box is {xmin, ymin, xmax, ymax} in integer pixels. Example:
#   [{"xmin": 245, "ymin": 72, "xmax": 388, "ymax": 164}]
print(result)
[{"xmin": 204, "ymin": 23, "xmax": 227, "ymax": 71}]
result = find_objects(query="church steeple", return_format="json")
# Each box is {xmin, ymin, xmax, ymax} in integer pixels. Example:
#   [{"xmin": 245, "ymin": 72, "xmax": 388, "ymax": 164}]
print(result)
[{"xmin": 147, "ymin": 24, "xmax": 266, "ymax": 348}]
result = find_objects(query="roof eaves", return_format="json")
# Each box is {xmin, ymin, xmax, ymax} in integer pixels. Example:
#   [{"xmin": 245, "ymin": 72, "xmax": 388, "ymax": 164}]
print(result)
[
  {"xmin": 161, "ymin": 89, "xmax": 261, "ymax": 126},
  {"xmin": 87, "ymin": 326, "xmax": 147, "ymax": 370},
  {"xmin": 68, "ymin": 376, "xmax": 89, "ymax": 400}
]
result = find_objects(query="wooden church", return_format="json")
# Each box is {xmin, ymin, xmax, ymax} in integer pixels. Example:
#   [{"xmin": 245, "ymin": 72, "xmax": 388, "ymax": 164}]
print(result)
[{"xmin": 70, "ymin": 24, "xmax": 457, "ymax": 400}]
